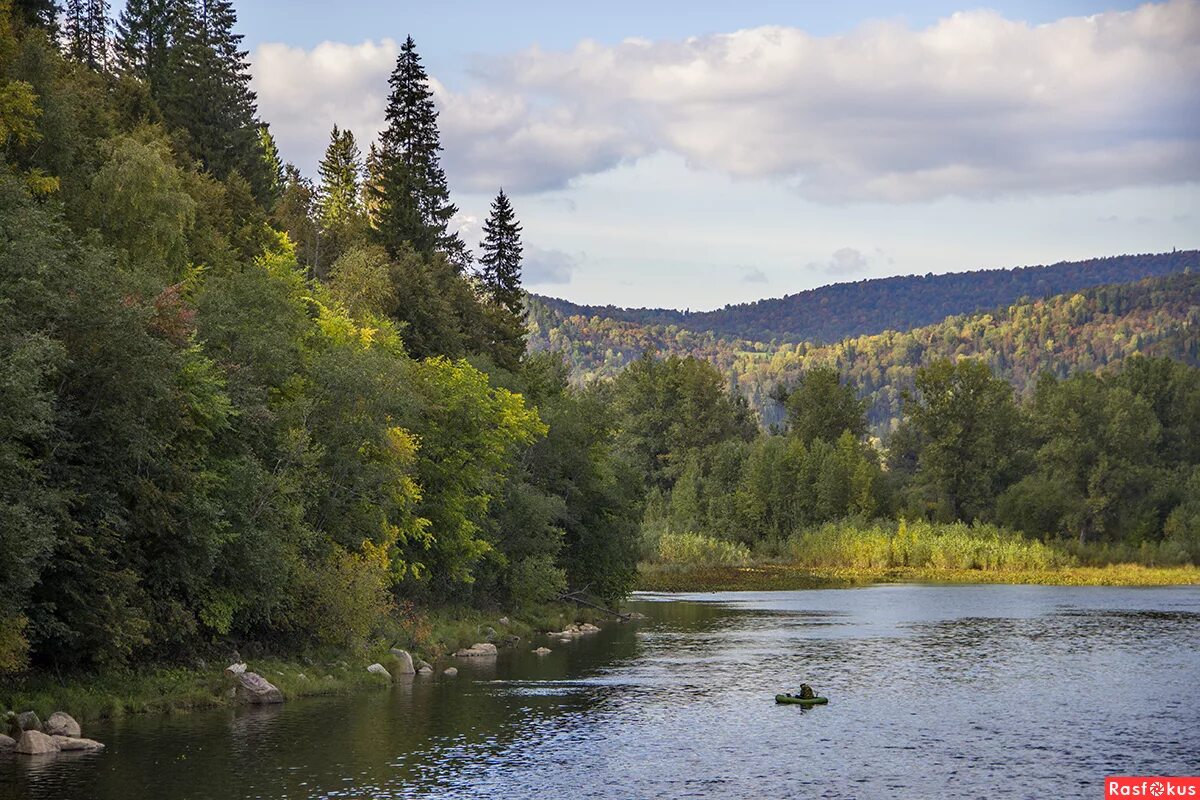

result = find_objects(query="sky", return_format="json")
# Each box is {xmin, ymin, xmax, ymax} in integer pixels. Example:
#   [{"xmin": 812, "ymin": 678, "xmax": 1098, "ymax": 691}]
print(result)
[{"xmin": 226, "ymin": 0, "xmax": 1197, "ymax": 309}]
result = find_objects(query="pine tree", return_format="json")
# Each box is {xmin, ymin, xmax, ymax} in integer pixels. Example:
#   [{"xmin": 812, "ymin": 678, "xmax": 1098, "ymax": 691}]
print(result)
[
  {"xmin": 13, "ymin": 0, "xmax": 59, "ymax": 33},
  {"xmin": 478, "ymin": 188, "xmax": 524, "ymax": 315},
  {"xmin": 160, "ymin": 0, "xmax": 270, "ymax": 200},
  {"xmin": 258, "ymin": 123, "xmax": 284, "ymax": 203},
  {"xmin": 115, "ymin": 0, "xmax": 171, "ymax": 87},
  {"xmin": 63, "ymin": 0, "xmax": 106, "ymax": 69},
  {"xmin": 370, "ymin": 36, "xmax": 462, "ymax": 262},
  {"xmin": 317, "ymin": 125, "xmax": 362, "ymax": 228},
  {"xmin": 477, "ymin": 188, "xmax": 527, "ymax": 366}
]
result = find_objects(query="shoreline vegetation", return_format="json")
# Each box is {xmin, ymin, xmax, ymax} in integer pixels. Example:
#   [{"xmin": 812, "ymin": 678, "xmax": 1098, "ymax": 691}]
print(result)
[
  {"xmin": 0, "ymin": 604, "xmax": 605, "ymax": 725},
  {"xmin": 637, "ymin": 522, "xmax": 1200, "ymax": 592}
]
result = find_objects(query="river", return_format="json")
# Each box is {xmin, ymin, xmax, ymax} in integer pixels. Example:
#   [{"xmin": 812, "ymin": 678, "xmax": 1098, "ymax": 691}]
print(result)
[{"xmin": 2, "ymin": 584, "xmax": 1198, "ymax": 799}]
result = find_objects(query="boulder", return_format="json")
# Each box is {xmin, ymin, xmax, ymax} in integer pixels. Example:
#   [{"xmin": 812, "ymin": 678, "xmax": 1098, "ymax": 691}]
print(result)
[
  {"xmin": 224, "ymin": 662, "xmax": 247, "ymax": 677},
  {"xmin": 0, "ymin": 733, "xmax": 15, "ymax": 750},
  {"xmin": 498, "ymin": 616, "xmax": 510, "ymax": 626},
  {"xmin": 533, "ymin": 647, "xmax": 552, "ymax": 656},
  {"xmin": 416, "ymin": 659, "xmax": 433, "ymax": 672},
  {"xmin": 235, "ymin": 672, "xmax": 283, "ymax": 704},
  {"xmin": 367, "ymin": 663, "xmax": 391, "ymax": 679},
  {"xmin": 15, "ymin": 730, "xmax": 58, "ymax": 755},
  {"xmin": 16, "ymin": 711, "xmax": 41, "ymax": 732},
  {"xmin": 579, "ymin": 623, "xmax": 601, "ymax": 634},
  {"xmin": 417, "ymin": 665, "xmax": 433, "ymax": 675},
  {"xmin": 625, "ymin": 612, "xmax": 647, "ymax": 620},
  {"xmin": 480, "ymin": 626, "xmax": 497, "ymax": 641},
  {"xmin": 453, "ymin": 642, "xmax": 498, "ymax": 657},
  {"xmin": 442, "ymin": 667, "xmax": 458, "ymax": 677},
  {"xmin": 388, "ymin": 648, "xmax": 416, "ymax": 675},
  {"xmin": 45, "ymin": 712, "xmax": 80, "ymax": 738},
  {"xmin": 52, "ymin": 735, "xmax": 104, "ymax": 752}
]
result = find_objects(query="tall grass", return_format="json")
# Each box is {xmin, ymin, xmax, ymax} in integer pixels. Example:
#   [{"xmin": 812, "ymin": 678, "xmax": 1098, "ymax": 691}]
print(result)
[
  {"xmin": 782, "ymin": 519, "xmax": 1074, "ymax": 571},
  {"xmin": 654, "ymin": 532, "xmax": 751, "ymax": 567}
]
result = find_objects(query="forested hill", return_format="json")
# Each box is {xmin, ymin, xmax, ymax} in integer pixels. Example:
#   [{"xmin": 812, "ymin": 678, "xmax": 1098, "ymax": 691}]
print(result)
[
  {"xmin": 534, "ymin": 250, "xmax": 1197, "ymax": 344},
  {"xmin": 529, "ymin": 271, "xmax": 1200, "ymax": 430}
]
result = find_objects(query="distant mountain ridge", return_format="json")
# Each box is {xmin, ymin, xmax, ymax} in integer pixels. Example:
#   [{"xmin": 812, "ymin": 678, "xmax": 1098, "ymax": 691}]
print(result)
[
  {"xmin": 533, "ymin": 250, "xmax": 1197, "ymax": 344},
  {"xmin": 528, "ymin": 271, "xmax": 1200, "ymax": 431}
]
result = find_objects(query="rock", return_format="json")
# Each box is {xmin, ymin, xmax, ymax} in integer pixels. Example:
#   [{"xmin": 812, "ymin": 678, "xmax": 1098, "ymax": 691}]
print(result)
[
  {"xmin": 623, "ymin": 612, "xmax": 646, "ymax": 621},
  {"xmin": 45, "ymin": 712, "xmax": 81, "ymax": 738},
  {"xmin": 453, "ymin": 642, "xmax": 498, "ymax": 657},
  {"xmin": 388, "ymin": 648, "xmax": 416, "ymax": 675},
  {"xmin": 442, "ymin": 667, "xmax": 458, "ymax": 677},
  {"xmin": 15, "ymin": 730, "xmax": 58, "ymax": 755},
  {"xmin": 533, "ymin": 647, "xmax": 552, "ymax": 655},
  {"xmin": 498, "ymin": 616, "xmax": 510, "ymax": 626},
  {"xmin": 52, "ymin": 735, "xmax": 104, "ymax": 752},
  {"xmin": 480, "ymin": 626, "xmax": 497, "ymax": 641},
  {"xmin": 416, "ymin": 659, "xmax": 433, "ymax": 672},
  {"xmin": 367, "ymin": 663, "xmax": 391, "ymax": 679},
  {"xmin": 579, "ymin": 623, "xmax": 601, "ymax": 634},
  {"xmin": 224, "ymin": 662, "xmax": 247, "ymax": 677},
  {"xmin": 417, "ymin": 665, "xmax": 433, "ymax": 675},
  {"xmin": 16, "ymin": 711, "xmax": 41, "ymax": 732},
  {"xmin": 0, "ymin": 733, "xmax": 15, "ymax": 750},
  {"xmin": 235, "ymin": 672, "xmax": 283, "ymax": 704}
]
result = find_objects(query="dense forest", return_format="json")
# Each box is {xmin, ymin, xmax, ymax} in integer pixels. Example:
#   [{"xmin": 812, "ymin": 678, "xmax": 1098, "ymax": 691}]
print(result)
[
  {"xmin": 1, "ymin": 0, "xmax": 1196, "ymax": 684},
  {"xmin": 534, "ymin": 250, "xmax": 1197, "ymax": 344},
  {"xmin": 0, "ymin": 0, "xmax": 639, "ymax": 673},
  {"xmin": 621, "ymin": 353, "xmax": 1200, "ymax": 566},
  {"xmin": 531, "ymin": 272, "xmax": 1200, "ymax": 429}
]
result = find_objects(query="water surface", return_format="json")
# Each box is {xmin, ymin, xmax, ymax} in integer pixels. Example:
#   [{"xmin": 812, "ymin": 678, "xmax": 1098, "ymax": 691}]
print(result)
[{"xmin": 3, "ymin": 584, "xmax": 1197, "ymax": 798}]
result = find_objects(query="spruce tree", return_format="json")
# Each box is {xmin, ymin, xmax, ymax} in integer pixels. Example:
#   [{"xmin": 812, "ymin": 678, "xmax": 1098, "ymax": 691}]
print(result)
[
  {"xmin": 370, "ymin": 36, "xmax": 462, "ymax": 262},
  {"xmin": 13, "ymin": 0, "xmax": 59, "ymax": 33},
  {"xmin": 477, "ymin": 188, "xmax": 527, "ymax": 366},
  {"xmin": 317, "ymin": 125, "xmax": 362, "ymax": 228},
  {"xmin": 160, "ymin": 0, "xmax": 270, "ymax": 200},
  {"xmin": 63, "ymin": 0, "xmax": 107, "ymax": 69},
  {"xmin": 478, "ymin": 188, "xmax": 524, "ymax": 315},
  {"xmin": 115, "ymin": 0, "xmax": 171, "ymax": 87}
]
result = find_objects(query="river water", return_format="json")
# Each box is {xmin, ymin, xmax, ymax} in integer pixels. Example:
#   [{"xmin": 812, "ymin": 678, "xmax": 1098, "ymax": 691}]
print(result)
[{"xmin": 2, "ymin": 585, "xmax": 1198, "ymax": 799}]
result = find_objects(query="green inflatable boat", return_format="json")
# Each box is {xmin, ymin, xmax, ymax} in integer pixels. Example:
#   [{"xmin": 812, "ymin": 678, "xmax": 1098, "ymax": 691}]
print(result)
[{"xmin": 775, "ymin": 694, "xmax": 828, "ymax": 705}]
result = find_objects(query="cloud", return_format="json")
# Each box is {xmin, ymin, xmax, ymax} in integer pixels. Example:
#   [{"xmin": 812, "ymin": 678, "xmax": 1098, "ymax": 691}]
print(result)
[
  {"xmin": 254, "ymin": 39, "xmax": 400, "ymax": 174},
  {"xmin": 741, "ymin": 267, "xmax": 769, "ymax": 283},
  {"xmin": 808, "ymin": 247, "xmax": 871, "ymax": 276},
  {"xmin": 253, "ymin": 1, "xmax": 1200, "ymax": 202},
  {"xmin": 523, "ymin": 247, "xmax": 578, "ymax": 285}
]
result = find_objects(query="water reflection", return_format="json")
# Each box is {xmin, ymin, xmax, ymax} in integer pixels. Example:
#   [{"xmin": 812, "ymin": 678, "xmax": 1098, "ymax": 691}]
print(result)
[{"xmin": 1, "ymin": 585, "xmax": 1198, "ymax": 799}]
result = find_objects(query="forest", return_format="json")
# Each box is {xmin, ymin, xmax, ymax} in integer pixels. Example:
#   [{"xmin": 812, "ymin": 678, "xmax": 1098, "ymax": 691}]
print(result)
[
  {"xmin": 1, "ymin": 0, "xmax": 1197, "ymax": 685},
  {"xmin": 533, "ymin": 249, "xmax": 1198, "ymax": 344},
  {"xmin": 0, "ymin": 0, "xmax": 640, "ymax": 674},
  {"xmin": 530, "ymin": 271, "xmax": 1200, "ymax": 429}
]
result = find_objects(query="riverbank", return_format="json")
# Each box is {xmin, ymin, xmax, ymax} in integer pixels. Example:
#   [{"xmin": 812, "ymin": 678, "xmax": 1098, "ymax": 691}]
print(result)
[
  {"xmin": 636, "ymin": 562, "xmax": 1200, "ymax": 592},
  {"xmin": 0, "ymin": 604, "xmax": 602, "ymax": 724}
]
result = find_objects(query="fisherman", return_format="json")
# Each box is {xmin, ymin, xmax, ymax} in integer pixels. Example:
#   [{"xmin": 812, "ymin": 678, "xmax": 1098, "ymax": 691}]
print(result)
[{"xmin": 798, "ymin": 683, "xmax": 815, "ymax": 700}]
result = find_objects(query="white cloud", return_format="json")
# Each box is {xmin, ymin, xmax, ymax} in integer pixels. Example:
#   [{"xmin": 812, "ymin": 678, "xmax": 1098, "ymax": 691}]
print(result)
[
  {"xmin": 253, "ymin": 1, "xmax": 1200, "ymax": 202},
  {"xmin": 808, "ymin": 247, "xmax": 871, "ymax": 276},
  {"xmin": 741, "ymin": 267, "xmax": 769, "ymax": 283},
  {"xmin": 523, "ymin": 246, "xmax": 578, "ymax": 285}
]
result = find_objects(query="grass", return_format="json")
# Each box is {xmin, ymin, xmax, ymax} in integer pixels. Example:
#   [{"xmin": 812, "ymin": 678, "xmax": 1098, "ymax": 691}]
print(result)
[
  {"xmin": 638, "ymin": 562, "xmax": 1200, "ymax": 592},
  {"xmin": 0, "ymin": 602, "xmax": 602, "ymax": 725},
  {"xmin": 638, "ymin": 520, "xmax": 1200, "ymax": 592}
]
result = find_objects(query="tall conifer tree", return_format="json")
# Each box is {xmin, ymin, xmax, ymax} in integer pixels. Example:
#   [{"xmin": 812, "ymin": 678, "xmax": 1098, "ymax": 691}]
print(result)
[
  {"xmin": 370, "ymin": 36, "xmax": 462, "ymax": 263},
  {"xmin": 478, "ymin": 188, "xmax": 524, "ymax": 315},
  {"xmin": 317, "ymin": 125, "xmax": 362, "ymax": 228},
  {"xmin": 160, "ymin": 0, "xmax": 270, "ymax": 200},
  {"xmin": 115, "ymin": 0, "xmax": 171, "ymax": 87},
  {"xmin": 13, "ymin": 0, "xmax": 59, "ymax": 32},
  {"xmin": 63, "ymin": 0, "xmax": 107, "ymax": 69}
]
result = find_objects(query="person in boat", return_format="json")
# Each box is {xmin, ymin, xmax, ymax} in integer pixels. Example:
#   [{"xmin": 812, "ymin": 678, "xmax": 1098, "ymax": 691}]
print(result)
[{"xmin": 798, "ymin": 683, "xmax": 815, "ymax": 699}]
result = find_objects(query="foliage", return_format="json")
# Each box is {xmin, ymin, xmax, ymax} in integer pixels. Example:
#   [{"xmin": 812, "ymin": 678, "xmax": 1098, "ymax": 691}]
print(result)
[{"xmin": 654, "ymin": 533, "xmax": 750, "ymax": 567}]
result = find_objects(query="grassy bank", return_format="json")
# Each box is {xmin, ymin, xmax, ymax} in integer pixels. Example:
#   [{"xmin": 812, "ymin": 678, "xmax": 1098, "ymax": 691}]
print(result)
[
  {"xmin": 0, "ymin": 604, "xmax": 600, "ymax": 724},
  {"xmin": 639, "ymin": 521, "xmax": 1200, "ymax": 592},
  {"xmin": 638, "ymin": 562, "xmax": 1200, "ymax": 592}
]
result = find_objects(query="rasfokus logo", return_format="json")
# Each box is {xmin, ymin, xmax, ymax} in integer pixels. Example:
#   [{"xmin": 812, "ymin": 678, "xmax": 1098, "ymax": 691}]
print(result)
[{"xmin": 1107, "ymin": 777, "xmax": 1200, "ymax": 798}]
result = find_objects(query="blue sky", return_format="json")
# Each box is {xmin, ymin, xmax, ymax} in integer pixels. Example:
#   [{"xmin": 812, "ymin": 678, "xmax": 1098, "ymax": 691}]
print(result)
[{"xmin": 229, "ymin": 0, "xmax": 1197, "ymax": 309}]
